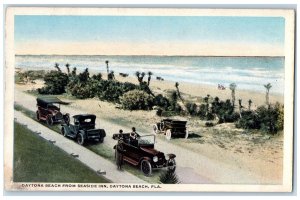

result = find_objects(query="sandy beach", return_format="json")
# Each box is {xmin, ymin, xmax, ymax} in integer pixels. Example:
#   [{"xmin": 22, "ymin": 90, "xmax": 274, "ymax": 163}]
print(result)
[{"xmin": 15, "ymin": 72, "xmax": 284, "ymax": 184}]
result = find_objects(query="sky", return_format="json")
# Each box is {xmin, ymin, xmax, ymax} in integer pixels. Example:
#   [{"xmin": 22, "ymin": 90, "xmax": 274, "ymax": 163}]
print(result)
[{"xmin": 14, "ymin": 16, "xmax": 285, "ymax": 56}]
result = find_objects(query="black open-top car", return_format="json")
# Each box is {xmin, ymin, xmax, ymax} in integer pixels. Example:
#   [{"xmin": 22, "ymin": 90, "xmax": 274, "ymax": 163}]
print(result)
[
  {"xmin": 61, "ymin": 114, "xmax": 106, "ymax": 145},
  {"xmin": 36, "ymin": 96, "xmax": 70, "ymax": 125},
  {"xmin": 113, "ymin": 133, "xmax": 176, "ymax": 176},
  {"xmin": 153, "ymin": 119, "xmax": 188, "ymax": 140}
]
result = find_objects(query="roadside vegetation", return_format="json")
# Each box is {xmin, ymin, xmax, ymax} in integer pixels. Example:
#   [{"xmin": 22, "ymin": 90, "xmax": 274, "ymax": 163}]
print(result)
[
  {"xmin": 13, "ymin": 121, "xmax": 110, "ymax": 183},
  {"xmin": 16, "ymin": 62, "xmax": 284, "ymax": 135}
]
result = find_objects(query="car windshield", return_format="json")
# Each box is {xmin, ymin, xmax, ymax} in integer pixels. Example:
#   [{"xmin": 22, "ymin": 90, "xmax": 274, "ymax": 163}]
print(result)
[{"xmin": 138, "ymin": 135, "xmax": 155, "ymax": 146}]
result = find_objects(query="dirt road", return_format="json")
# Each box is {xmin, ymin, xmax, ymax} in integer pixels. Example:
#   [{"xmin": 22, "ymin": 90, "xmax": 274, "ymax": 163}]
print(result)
[
  {"xmin": 14, "ymin": 110, "xmax": 146, "ymax": 183},
  {"xmin": 15, "ymin": 89, "xmax": 264, "ymax": 184}
]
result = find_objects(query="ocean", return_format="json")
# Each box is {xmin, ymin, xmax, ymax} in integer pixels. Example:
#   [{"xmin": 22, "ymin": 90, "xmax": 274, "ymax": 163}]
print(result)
[{"xmin": 15, "ymin": 55, "xmax": 285, "ymax": 95}]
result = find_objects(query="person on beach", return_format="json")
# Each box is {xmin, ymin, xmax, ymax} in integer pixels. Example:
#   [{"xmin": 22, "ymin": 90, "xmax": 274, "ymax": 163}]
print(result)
[
  {"xmin": 130, "ymin": 127, "xmax": 139, "ymax": 140},
  {"xmin": 116, "ymin": 139, "xmax": 126, "ymax": 170}
]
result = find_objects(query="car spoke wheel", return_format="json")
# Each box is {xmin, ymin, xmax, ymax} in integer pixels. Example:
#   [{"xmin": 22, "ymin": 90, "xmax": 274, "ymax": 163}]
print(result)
[
  {"xmin": 167, "ymin": 158, "xmax": 176, "ymax": 172},
  {"xmin": 153, "ymin": 124, "xmax": 159, "ymax": 134},
  {"xmin": 46, "ymin": 115, "xmax": 53, "ymax": 126},
  {"xmin": 141, "ymin": 160, "xmax": 152, "ymax": 176},
  {"xmin": 77, "ymin": 134, "xmax": 85, "ymax": 145},
  {"xmin": 185, "ymin": 129, "xmax": 189, "ymax": 139},
  {"xmin": 61, "ymin": 127, "xmax": 67, "ymax": 137},
  {"xmin": 165, "ymin": 129, "xmax": 172, "ymax": 140}
]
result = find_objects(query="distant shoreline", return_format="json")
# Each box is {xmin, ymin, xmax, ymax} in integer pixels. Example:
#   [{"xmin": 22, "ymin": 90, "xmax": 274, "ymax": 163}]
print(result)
[
  {"xmin": 15, "ymin": 66, "xmax": 285, "ymax": 98},
  {"xmin": 15, "ymin": 67, "xmax": 284, "ymax": 106}
]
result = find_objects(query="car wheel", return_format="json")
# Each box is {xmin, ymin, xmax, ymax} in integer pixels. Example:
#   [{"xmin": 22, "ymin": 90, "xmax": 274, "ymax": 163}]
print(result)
[
  {"xmin": 36, "ymin": 111, "xmax": 41, "ymax": 121},
  {"xmin": 167, "ymin": 158, "xmax": 176, "ymax": 173},
  {"xmin": 165, "ymin": 129, "xmax": 172, "ymax": 140},
  {"xmin": 61, "ymin": 127, "xmax": 67, "ymax": 137},
  {"xmin": 46, "ymin": 115, "xmax": 53, "ymax": 126},
  {"xmin": 185, "ymin": 129, "xmax": 189, "ymax": 139},
  {"xmin": 77, "ymin": 134, "xmax": 85, "ymax": 145},
  {"xmin": 153, "ymin": 124, "xmax": 159, "ymax": 134},
  {"xmin": 140, "ymin": 160, "xmax": 152, "ymax": 176}
]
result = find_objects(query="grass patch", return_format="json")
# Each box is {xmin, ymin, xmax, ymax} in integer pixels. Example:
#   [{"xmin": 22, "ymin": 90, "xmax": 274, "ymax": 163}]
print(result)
[
  {"xmin": 86, "ymin": 144, "xmax": 115, "ymax": 161},
  {"xmin": 13, "ymin": 121, "xmax": 110, "ymax": 183}
]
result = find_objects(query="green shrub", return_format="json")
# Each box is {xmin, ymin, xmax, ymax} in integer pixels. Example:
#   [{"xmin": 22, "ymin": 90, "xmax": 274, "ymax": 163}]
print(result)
[
  {"xmin": 38, "ymin": 70, "xmax": 69, "ymax": 94},
  {"xmin": 256, "ymin": 103, "xmax": 284, "ymax": 134},
  {"xmin": 159, "ymin": 169, "xmax": 180, "ymax": 184},
  {"xmin": 206, "ymin": 112, "xmax": 215, "ymax": 121},
  {"xmin": 236, "ymin": 111, "xmax": 260, "ymax": 129},
  {"xmin": 198, "ymin": 104, "xmax": 207, "ymax": 120},
  {"xmin": 120, "ymin": 89, "xmax": 154, "ymax": 110},
  {"xmin": 91, "ymin": 73, "xmax": 102, "ymax": 81},
  {"xmin": 223, "ymin": 112, "xmax": 240, "ymax": 123},
  {"xmin": 275, "ymin": 102, "xmax": 284, "ymax": 131},
  {"xmin": 154, "ymin": 94, "xmax": 171, "ymax": 109},
  {"xmin": 185, "ymin": 102, "xmax": 198, "ymax": 116},
  {"xmin": 205, "ymin": 122, "xmax": 214, "ymax": 127},
  {"xmin": 236, "ymin": 103, "xmax": 284, "ymax": 134},
  {"xmin": 97, "ymin": 80, "xmax": 137, "ymax": 103}
]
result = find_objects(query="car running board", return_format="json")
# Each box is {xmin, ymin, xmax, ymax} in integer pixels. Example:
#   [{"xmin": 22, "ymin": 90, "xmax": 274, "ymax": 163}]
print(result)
[{"xmin": 123, "ymin": 156, "xmax": 139, "ymax": 166}]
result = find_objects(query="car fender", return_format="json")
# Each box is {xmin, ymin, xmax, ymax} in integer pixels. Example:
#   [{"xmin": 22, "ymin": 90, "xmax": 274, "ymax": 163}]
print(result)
[
  {"xmin": 99, "ymin": 129, "xmax": 106, "ymax": 138},
  {"xmin": 139, "ymin": 157, "xmax": 152, "ymax": 165},
  {"xmin": 61, "ymin": 124, "xmax": 71, "ymax": 133},
  {"xmin": 166, "ymin": 153, "xmax": 176, "ymax": 159}
]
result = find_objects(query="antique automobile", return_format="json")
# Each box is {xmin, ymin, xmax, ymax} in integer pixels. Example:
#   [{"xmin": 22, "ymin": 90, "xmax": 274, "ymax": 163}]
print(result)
[
  {"xmin": 61, "ymin": 114, "xmax": 106, "ymax": 145},
  {"xmin": 113, "ymin": 133, "xmax": 176, "ymax": 176},
  {"xmin": 153, "ymin": 119, "xmax": 189, "ymax": 140},
  {"xmin": 36, "ymin": 96, "xmax": 70, "ymax": 125}
]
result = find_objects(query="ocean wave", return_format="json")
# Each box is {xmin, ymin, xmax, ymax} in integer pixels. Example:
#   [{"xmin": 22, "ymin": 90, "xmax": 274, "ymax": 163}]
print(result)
[{"xmin": 15, "ymin": 55, "xmax": 285, "ymax": 94}]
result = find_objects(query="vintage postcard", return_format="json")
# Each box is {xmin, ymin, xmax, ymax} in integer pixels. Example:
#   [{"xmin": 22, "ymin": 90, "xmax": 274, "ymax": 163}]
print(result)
[{"xmin": 4, "ymin": 7, "xmax": 295, "ymax": 192}]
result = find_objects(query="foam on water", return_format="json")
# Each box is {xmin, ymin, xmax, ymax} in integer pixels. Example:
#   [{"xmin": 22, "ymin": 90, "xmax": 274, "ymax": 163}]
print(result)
[{"xmin": 15, "ymin": 55, "xmax": 285, "ymax": 94}]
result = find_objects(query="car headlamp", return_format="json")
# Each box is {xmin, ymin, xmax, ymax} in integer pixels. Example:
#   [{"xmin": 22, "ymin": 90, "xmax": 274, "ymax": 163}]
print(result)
[{"xmin": 153, "ymin": 156, "xmax": 158, "ymax": 162}]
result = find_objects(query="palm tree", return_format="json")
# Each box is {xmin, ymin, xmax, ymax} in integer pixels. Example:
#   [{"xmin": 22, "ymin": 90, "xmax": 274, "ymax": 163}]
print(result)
[
  {"xmin": 65, "ymin": 63, "xmax": 70, "ymax": 75},
  {"xmin": 108, "ymin": 70, "xmax": 115, "ymax": 80},
  {"xmin": 248, "ymin": 99, "xmax": 252, "ymax": 111},
  {"xmin": 141, "ymin": 72, "xmax": 146, "ymax": 82},
  {"xmin": 54, "ymin": 63, "xmax": 61, "ymax": 72},
  {"xmin": 204, "ymin": 95, "xmax": 209, "ymax": 114},
  {"xmin": 147, "ymin": 71, "xmax": 153, "ymax": 86},
  {"xmin": 238, "ymin": 99, "xmax": 242, "ymax": 118},
  {"xmin": 105, "ymin": 60, "xmax": 109, "ymax": 74},
  {"xmin": 264, "ymin": 83, "xmax": 272, "ymax": 106},
  {"xmin": 229, "ymin": 83, "xmax": 237, "ymax": 108},
  {"xmin": 71, "ymin": 67, "xmax": 77, "ymax": 76},
  {"xmin": 175, "ymin": 82, "xmax": 184, "ymax": 102},
  {"xmin": 135, "ymin": 71, "xmax": 141, "ymax": 83}
]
